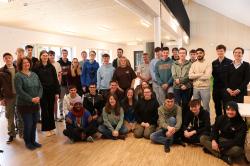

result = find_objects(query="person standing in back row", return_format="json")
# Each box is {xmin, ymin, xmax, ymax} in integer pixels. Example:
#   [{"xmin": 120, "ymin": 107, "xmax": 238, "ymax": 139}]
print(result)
[
  {"xmin": 81, "ymin": 51, "xmax": 99, "ymax": 94},
  {"xmin": 155, "ymin": 47, "xmax": 174, "ymax": 105},
  {"xmin": 112, "ymin": 48, "xmax": 131, "ymax": 68},
  {"xmin": 112, "ymin": 56, "xmax": 136, "ymax": 92},
  {"xmin": 224, "ymin": 47, "xmax": 250, "ymax": 104},
  {"xmin": 212, "ymin": 45, "xmax": 232, "ymax": 117},
  {"xmin": 58, "ymin": 49, "xmax": 71, "ymax": 121},
  {"xmin": 189, "ymin": 48, "xmax": 212, "ymax": 112}
]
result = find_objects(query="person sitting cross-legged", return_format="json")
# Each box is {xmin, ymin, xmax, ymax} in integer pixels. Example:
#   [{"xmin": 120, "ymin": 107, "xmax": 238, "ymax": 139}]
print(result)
[
  {"xmin": 200, "ymin": 101, "xmax": 247, "ymax": 165},
  {"xmin": 63, "ymin": 98, "xmax": 97, "ymax": 143},
  {"xmin": 98, "ymin": 94, "xmax": 128, "ymax": 140}
]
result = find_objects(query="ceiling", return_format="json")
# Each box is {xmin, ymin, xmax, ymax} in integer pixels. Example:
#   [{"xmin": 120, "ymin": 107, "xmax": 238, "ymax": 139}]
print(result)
[
  {"xmin": 0, "ymin": 0, "xmax": 174, "ymax": 44},
  {"xmin": 194, "ymin": 0, "xmax": 250, "ymax": 27}
]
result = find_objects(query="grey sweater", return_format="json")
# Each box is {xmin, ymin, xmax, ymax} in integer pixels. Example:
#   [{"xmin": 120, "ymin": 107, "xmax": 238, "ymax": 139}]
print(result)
[
  {"xmin": 14, "ymin": 72, "xmax": 43, "ymax": 106},
  {"xmin": 102, "ymin": 107, "xmax": 124, "ymax": 131}
]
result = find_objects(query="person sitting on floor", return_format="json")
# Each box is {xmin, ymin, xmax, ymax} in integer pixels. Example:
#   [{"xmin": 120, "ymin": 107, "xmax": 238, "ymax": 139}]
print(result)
[
  {"xmin": 63, "ymin": 98, "xmax": 97, "ymax": 143},
  {"xmin": 83, "ymin": 83, "xmax": 104, "ymax": 126},
  {"xmin": 182, "ymin": 99, "xmax": 210, "ymax": 144},
  {"xmin": 121, "ymin": 88, "xmax": 137, "ymax": 132},
  {"xmin": 98, "ymin": 94, "xmax": 128, "ymax": 140},
  {"xmin": 134, "ymin": 87, "xmax": 159, "ymax": 139},
  {"xmin": 150, "ymin": 93, "xmax": 182, "ymax": 153},
  {"xmin": 63, "ymin": 85, "xmax": 82, "ymax": 116},
  {"xmin": 200, "ymin": 101, "xmax": 247, "ymax": 165}
]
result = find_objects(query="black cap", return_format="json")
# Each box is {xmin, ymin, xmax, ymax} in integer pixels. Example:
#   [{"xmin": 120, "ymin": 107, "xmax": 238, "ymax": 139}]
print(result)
[{"xmin": 226, "ymin": 101, "xmax": 238, "ymax": 111}]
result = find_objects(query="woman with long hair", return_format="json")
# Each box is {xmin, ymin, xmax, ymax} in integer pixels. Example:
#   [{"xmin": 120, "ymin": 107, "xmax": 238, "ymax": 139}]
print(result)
[
  {"xmin": 34, "ymin": 50, "xmax": 60, "ymax": 137},
  {"xmin": 121, "ymin": 88, "xmax": 137, "ymax": 132},
  {"xmin": 98, "ymin": 94, "xmax": 128, "ymax": 140},
  {"xmin": 67, "ymin": 58, "xmax": 83, "ymax": 96}
]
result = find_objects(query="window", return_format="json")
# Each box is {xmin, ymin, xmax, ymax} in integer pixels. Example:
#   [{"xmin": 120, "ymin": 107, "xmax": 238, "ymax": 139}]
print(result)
[
  {"xmin": 87, "ymin": 48, "xmax": 112, "ymax": 64},
  {"xmin": 36, "ymin": 44, "xmax": 74, "ymax": 61}
]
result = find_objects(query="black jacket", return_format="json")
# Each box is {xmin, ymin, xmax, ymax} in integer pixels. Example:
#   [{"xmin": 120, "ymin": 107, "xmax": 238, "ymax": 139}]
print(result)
[
  {"xmin": 183, "ymin": 107, "xmax": 211, "ymax": 136},
  {"xmin": 211, "ymin": 115, "xmax": 247, "ymax": 150},
  {"xmin": 33, "ymin": 63, "xmax": 60, "ymax": 95},
  {"xmin": 212, "ymin": 57, "xmax": 232, "ymax": 89},
  {"xmin": 58, "ymin": 58, "xmax": 71, "ymax": 86},
  {"xmin": 225, "ymin": 61, "xmax": 250, "ymax": 95},
  {"xmin": 83, "ymin": 93, "xmax": 104, "ymax": 116},
  {"xmin": 135, "ymin": 97, "xmax": 159, "ymax": 125}
]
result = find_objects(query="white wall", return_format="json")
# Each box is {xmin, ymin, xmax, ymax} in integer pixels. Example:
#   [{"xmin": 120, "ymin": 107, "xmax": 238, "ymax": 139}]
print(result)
[
  {"xmin": 0, "ymin": 25, "xmax": 126, "ymax": 66},
  {"xmin": 185, "ymin": 2, "xmax": 250, "ymax": 63}
]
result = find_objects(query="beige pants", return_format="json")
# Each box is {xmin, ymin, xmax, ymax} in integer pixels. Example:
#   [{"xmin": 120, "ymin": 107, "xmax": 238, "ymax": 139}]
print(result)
[{"xmin": 134, "ymin": 123, "xmax": 156, "ymax": 139}]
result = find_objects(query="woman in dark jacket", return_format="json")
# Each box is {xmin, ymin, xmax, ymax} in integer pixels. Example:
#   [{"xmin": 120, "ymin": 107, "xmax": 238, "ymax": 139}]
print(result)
[
  {"xmin": 121, "ymin": 88, "xmax": 137, "ymax": 132},
  {"xmin": 134, "ymin": 87, "xmax": 159, "ymax": 139},
  {"xmin": 67, "ymin": 58, "xmax": 83, "ymax": 96},
  {"xmin": 15, "ymin": 57, "xmax": 43, "ymax": 150},
  {"xmin": 34, "ymin": 50, "xmax": 60, "ymax": 137},
  {"xmin": 200, "ymin": 101, "xmax": 247, "ymax": 165}
]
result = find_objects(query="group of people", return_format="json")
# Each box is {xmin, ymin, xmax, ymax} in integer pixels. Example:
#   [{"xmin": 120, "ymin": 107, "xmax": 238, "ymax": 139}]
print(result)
[{"xmin": 0, "ymin": 44, "xmax": 249, "ymax": 165}]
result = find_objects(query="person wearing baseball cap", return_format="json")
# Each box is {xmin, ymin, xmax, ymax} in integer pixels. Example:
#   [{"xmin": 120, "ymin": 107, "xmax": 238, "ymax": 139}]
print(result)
[{"xmin": 200, "ymin": 101, "xmax": 247, "ymax": 165}]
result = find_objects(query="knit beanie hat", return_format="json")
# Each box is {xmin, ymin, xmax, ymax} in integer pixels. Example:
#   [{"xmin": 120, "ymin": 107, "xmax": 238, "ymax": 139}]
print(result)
[{"xmin": 226, "ymin": 101, "xmax": 238, "ymax": 112}]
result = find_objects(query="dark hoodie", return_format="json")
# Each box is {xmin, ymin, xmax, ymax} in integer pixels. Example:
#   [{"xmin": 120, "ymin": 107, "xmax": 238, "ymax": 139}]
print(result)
[
  {"xmin": 183, "ymin": 107, "xmax": 211, "ymax": 136},
  {"xmin": 58, "ymin": 58, "xmax": 71, "ymax": 86},
  {"xmin": 135, "ymin": 97, "xmax": 159, "ymax": 125},
  {"xmin": 211, "ymin": 111, "xmax": 247, "ymax": 150}
]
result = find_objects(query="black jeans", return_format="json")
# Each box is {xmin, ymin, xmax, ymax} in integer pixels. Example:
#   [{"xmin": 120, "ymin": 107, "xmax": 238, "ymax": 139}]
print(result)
[
  {"xmin": 63, "ymin": 122, "xmax": 97, "ymax": 141},
  {"xmin": 213, "ymin": 88, "xmax": 224, "ymax": 117}
]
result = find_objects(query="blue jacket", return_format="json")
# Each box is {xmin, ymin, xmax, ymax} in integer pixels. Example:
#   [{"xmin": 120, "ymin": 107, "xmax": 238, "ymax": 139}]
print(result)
[
  {"xmin": 155, "ymin": 57, "xmax": 173, "ymax": 86},
  {"xmin": 66, "ymin": 111, "xmax": 91, "ymax": 129},
  {"xmin": 81, "ymin": 60, "xmax": 99, "ymax": 87}
]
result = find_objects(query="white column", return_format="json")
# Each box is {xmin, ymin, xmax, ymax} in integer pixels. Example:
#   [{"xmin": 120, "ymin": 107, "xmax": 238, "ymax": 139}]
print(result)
[{"xmin": 154, "ymin": 16, "xmax": 161, "ymax": 47}]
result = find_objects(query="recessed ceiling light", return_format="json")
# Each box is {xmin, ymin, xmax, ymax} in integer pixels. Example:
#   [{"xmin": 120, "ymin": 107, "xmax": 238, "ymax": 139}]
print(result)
[{"xmin": 140, "ymin": 19, "xmax": 151, "ymax": 28}]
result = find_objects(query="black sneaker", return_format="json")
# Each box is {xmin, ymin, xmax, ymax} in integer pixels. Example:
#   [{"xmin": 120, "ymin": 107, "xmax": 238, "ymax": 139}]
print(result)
[
  {"xmin": 0, "ymin": 150, "xmax": 3, "ymax": 153},
  {"xmin": 26, "ymin": 144, "xmax": 36, "ymax": 150},
  {"xmin": 6, "ymin": 136, "xmax": 14, "ymax": 144},
  {"xmin": 164, "ymin": 140, "xmax": 171, "ymax": 153},
  {"xmin": 202, "ymin": 147, "xmax": 212, "ymax": 154},
  {"xmin": 33, "ymin": 142, "xmax": 42, "ymax": 148},
  {"xmin": 221, "ymin": 155, "xmax": 233, "ymax": 165}
]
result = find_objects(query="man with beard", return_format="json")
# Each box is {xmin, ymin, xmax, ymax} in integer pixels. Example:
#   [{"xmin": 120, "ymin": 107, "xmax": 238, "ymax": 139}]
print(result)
[{"xmin": 189, "ymin": 48, "xmax": 212, "ymax": 112}]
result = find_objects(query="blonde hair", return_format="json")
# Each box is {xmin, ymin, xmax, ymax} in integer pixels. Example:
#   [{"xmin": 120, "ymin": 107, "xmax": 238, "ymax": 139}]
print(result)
[{"xmin": 71, "ymin": 58, "xmax": 81, "ymax": 77}]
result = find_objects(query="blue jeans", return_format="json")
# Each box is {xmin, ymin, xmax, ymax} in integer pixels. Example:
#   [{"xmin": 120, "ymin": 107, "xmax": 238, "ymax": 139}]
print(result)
[
  {"xmin": 98, "ymin": 124, "xmax": 128, "ymax": 139},
  {"xmin": 21, "ymin": 112, "xmax": 39, "ymax": 146},
  {"xmin": 193, "ymin": 88, "xmax": 210, "ymax": 112},
  {"xmin": 150, "ymin": 117, "xmax": 176, "ymax": 145}
]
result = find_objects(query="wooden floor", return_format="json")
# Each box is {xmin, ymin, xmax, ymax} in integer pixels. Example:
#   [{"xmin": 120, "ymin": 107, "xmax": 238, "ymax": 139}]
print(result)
[{"xmin": 0, "ymin": 107, "xmax": 248, "ymax": 166}]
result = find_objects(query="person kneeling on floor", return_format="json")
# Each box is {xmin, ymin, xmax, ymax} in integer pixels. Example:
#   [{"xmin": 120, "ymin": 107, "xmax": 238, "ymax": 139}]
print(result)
[
  {"xmin": 182, "ymin": 99, "xmax": 211, "ymax": 144},
  {"xmin": 200, "ymin": 101, "xmax": 247, "ymax": 165},
  {"xmin": 63, "ymin": 98, "xmax": 97, "ymax": 143},
  {"xmin": 150, "ymin": 93, "xmax": 182, "ymax": 153}
]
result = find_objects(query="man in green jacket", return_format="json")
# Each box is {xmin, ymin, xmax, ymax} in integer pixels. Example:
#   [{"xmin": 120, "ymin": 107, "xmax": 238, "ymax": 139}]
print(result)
[{"xmin": 150, "ymin": 93, "xmax": 182, "ymax": 153}]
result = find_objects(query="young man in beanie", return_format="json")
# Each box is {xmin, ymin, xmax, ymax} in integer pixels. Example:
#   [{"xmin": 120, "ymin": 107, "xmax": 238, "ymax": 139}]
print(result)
[
  {"xmin": 182, "ymin": 99, "xmax": 210, "ymax": 144},
  {"xmin": 63, "ymin": 97, "xmax": 97, "ymax": 143},
  {"xmin": 200, "ymin": 101, "xmax": 247, "ymax": 165}
]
